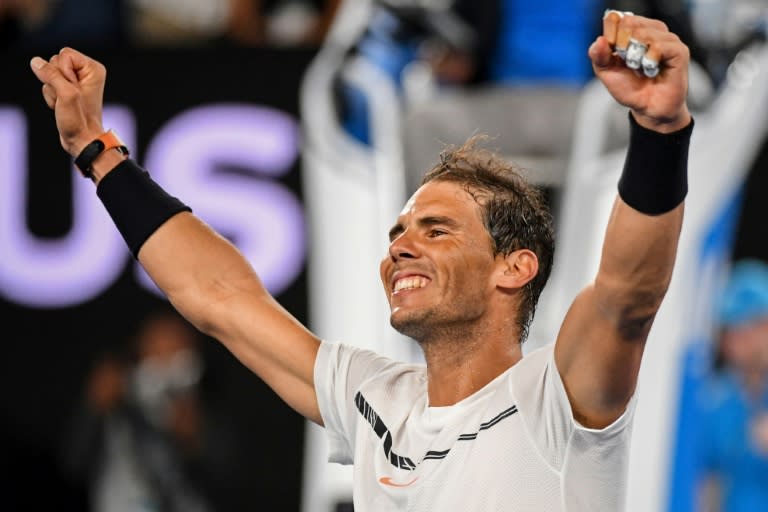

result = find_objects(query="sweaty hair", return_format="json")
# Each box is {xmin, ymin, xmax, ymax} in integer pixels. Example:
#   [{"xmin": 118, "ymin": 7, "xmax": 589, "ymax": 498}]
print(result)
[{"xmin": 420, "ymin": 134, "xmax": 555, "ymax": 343}]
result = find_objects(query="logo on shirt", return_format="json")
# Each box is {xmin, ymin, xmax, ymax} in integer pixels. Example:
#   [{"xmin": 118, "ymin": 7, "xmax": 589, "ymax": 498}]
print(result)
[{"xmin": 379, "ymin": 476, "xmax": 419, "ymax": 488}]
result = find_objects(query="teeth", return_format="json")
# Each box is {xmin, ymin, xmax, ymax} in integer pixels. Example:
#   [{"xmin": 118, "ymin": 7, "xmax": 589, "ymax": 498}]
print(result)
[{"xmin": 394, "ymin": 276, "xmax": 427, "ymax": 292}]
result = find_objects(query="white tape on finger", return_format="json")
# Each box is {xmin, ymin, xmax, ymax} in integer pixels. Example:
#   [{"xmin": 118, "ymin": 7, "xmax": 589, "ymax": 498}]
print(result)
[
  {"xmin": 625, "ymin": 38, "xmax": 648, "ymax": 70},
  {"xmin": 603, "ymin": 9, "xmax": 634, "ymax": 19},
  {"xmin": 641, "ymin": 55, "xmax": 660, "ymax": 78}
]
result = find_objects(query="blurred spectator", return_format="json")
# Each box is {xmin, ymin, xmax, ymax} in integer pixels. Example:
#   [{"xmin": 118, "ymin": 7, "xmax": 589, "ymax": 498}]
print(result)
[
  {"xmin": 0, "ymin": 0, "xmax": 45, "ymax": 49},
  {"xmin": 131, "ymin": 0, "xmax": 342, "ymax": 47},
  {"xmin": 407, "ymin": 0, "xmax": 501, "ymax": 87},
  {"xmin": 398, "ymin": 0, "xmax": 715, "ymax": 195},
  {"xmin": 60, "ymin": 306, "xmax": 237, "ymax": 512},
  {"xmin": 337, "ymin": 0, "xmax": 500, "ymax": 145},
  {"xmin": 266, "ymin": 0, "xmax": 343, "ymax": 46},
  {"xmin": 129, "ymin": 0, "xmax": 245, "ymax": 47},
  {"xmin": 695, "ymin": 259, "xmax": 768, "ymax": 512},
  {"xmin": 336, "ymin": 0, "xmax": 716, "ymax": 148},
  {"xmin": 354, "ymin": 0, "xmax": 603, "ymax": 193},
  {"xmin": 0, "ymin": 0, "xmax": 341, "ymax": 50},
  {"xmin": 486, "ymin": 0, "xmax": 604, "ymax": 88},
  {"xmin": 0, "ymin": 0, "xmax": 126, "ymax": 50}
]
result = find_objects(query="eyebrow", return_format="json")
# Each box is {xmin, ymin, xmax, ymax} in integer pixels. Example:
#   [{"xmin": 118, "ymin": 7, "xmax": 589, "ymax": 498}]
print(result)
[{"xmin": 388, "ymin": 215, "xmax": 460, "ymax": 241}]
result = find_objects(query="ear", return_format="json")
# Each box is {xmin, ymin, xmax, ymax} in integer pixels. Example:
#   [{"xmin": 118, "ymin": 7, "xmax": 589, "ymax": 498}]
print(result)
[{"xmin": 495, "ymin": 249, "xmax": 539, "ymax": 290}]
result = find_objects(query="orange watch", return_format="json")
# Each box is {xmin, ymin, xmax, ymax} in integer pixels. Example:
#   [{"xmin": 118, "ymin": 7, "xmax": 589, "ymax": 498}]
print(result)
[{"xmin": 74, "ymin": 130, "xmax": 130, "ymax": 179}]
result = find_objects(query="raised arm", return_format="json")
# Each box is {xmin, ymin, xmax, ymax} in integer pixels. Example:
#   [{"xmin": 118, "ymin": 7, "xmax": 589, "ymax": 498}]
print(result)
[
  {"xmin": 30, "ymin": 48, "xmax": 323, "ymax": 425},
  {"xmin": 554, "ymin": 13, "xmax": 693, "ymax": 428}
]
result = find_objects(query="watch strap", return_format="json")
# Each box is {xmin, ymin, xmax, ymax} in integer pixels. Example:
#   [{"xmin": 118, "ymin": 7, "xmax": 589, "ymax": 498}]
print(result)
[{"xmin": 74, "ymin": 130, "xmax": 129, "ymax": 179}]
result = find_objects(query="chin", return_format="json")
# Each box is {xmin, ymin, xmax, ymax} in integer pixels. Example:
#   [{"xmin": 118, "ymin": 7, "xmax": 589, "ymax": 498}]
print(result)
[{"xmin": 391, "ymin": 309, "xmax": 434, "ymax": 342}]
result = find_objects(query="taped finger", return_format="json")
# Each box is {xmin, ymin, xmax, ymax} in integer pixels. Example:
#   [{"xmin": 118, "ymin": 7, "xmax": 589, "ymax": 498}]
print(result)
[
  {"xmin": 603, "ymin": 10, "xmax": 621, "ymax": 46},
  {"xmin": 637, "ymin": 36, "xmax": 680, "ymax": 77},
  {"xmin": 641, "ymin": 55, "xmax": 659, "ymax": 77},
  {"xmin": 603, "ymin": 9, "xmax": 634, "ymax": 19},
  {"xmin": 615, "ymin": 25, "xmax": 632, "ymax": 59},
  {"xmin": 606, "ymin": 10, "xmax": 637, "ymax": 58},
  {"xmin": 625, "ymin": 38, "xmax": 648, "ymax": 69}
]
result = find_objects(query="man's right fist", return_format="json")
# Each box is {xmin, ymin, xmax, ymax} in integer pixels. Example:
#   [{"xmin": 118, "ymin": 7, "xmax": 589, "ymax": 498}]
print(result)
[{"xmin": 30, "ymin": 47, "xmax": 107, "ymax": 157}]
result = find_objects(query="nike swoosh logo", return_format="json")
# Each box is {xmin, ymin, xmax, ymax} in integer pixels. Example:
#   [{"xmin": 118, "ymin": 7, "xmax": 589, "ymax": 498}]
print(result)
[{"xmin": 379, "ymin": 476, "xmax": 419, "ymax": 488}]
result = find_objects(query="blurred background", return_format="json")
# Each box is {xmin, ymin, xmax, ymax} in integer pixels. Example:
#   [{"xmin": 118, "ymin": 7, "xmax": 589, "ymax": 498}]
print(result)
[{"xmin": 2, "ymin": 0, "xmax": 768, "ymax": 511}]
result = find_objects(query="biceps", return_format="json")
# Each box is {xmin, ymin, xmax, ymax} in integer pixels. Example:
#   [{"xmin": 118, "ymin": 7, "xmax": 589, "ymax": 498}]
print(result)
[{"xmin": 554, "ymin": 286, "xmax": 648, "ymax": 427}]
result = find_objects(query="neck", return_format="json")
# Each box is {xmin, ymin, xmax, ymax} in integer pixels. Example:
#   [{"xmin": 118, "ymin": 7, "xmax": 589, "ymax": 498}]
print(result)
[{"xmin": 419, "ymin": 319, "xmax": 522, "ymax": 407}]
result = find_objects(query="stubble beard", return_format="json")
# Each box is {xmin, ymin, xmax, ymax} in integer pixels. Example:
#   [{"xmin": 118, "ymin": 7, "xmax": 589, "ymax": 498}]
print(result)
[
  {"xmin": 391, "ymin": 308, "xmax": 438, "ymax": 344},
  {"xmin": 390, "ymin": 303, "xmax": 484, "ymax": 346}
]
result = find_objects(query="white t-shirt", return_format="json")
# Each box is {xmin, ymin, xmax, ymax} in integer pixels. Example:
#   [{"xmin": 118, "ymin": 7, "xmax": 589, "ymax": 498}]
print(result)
[{"xmin": 314, "ymin": 340, "xmax": 637, "ymax": 511}]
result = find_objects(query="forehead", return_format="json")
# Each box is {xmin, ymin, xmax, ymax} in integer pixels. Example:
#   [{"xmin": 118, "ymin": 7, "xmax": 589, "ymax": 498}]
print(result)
[{"xmin": 399, "ymin": 180, "xmax": 480, "ymax": 219}]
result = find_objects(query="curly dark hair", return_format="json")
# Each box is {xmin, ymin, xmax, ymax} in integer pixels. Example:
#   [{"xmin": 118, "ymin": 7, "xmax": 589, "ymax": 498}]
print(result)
[{"xmin": 420, "ymin": 134, "xmax": 555, "ymax": 342}]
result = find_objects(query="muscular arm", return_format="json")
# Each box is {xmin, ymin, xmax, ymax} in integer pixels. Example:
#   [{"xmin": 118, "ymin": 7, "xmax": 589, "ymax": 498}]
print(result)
[
  {"xmin": 139, "ymin": 213, "xmax": 322, "ymax": 424},
  {"xmin": 556, "ymin": 196, "xmax": 683, "ymax": 427},
  {"xmin": 555, "ymin": 13, "xmax": 692, "ymax": 428},
  {"xmin": 30, "ymin": 48, "xmax": 323, "ymax": 425}
]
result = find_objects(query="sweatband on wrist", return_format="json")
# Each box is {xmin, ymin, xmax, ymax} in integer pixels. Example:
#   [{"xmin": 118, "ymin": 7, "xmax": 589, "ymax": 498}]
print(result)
[
  {"xmin": 618, "ymin": 111, "xmax": 694, "ymax": 215},
  {"xmin": 96, "ymin": 159, "xmax": 192, "ymax": 258}
]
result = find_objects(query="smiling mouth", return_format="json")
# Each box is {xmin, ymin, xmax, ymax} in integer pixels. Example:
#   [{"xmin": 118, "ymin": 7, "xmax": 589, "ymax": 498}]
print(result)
[{"xmin": 393, "ymin": 276, "xmax": 429, "ymax": 294}]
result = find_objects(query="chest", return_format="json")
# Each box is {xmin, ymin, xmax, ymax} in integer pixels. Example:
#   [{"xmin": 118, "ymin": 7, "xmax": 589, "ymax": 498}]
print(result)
[{"xmin": 350, "ymin": 393, "xmax": 562, "ymax": 511}]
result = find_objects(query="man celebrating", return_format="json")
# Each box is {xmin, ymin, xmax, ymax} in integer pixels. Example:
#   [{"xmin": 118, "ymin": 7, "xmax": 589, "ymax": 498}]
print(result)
[{"xmin": 31, "ymin": 10, "xmax": 693, "ymax": 510}]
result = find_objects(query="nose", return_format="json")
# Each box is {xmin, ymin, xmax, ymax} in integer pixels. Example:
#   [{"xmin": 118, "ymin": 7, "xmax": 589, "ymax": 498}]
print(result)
[{"xmin": 388, "ymin": 230, "xmax": 419, "ymax": 261}]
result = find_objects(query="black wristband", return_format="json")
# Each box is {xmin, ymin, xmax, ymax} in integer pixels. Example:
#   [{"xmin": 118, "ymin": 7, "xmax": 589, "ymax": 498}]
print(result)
[
  {"xmin": 618, "ymin": 112, "xmax": 694, "ymax": 215},
  {"xmin": 96, "ymin": 159, "xmax": 192, "ymax": 258}
]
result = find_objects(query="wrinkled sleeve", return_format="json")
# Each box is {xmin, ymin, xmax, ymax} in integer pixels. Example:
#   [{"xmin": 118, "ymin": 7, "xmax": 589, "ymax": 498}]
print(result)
[
  {"xmin": 511, "ymin": 344, "xmax": 638, "ymax": 510},
  {"xmin": 511, "ymin": 344, "xmax": 637, "ymax": 465}
]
